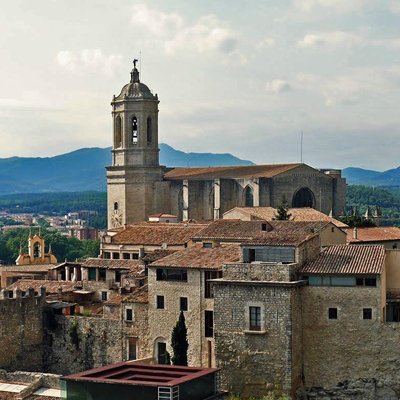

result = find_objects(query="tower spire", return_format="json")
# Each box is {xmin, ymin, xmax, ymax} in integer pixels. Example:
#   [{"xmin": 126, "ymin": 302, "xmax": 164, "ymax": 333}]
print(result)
[{"xmin": 131, "ymin": 59, "xmax": 140, "ymax": 83}]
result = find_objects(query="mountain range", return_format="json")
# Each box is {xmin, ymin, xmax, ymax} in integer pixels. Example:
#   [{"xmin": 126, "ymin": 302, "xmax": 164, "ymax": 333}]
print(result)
[
  {"xmin": 0, "ymin": 144, "xmax": 253, "ymax": 195},
  {"xmin": 0, "ymin": 144, "xmax": 398, "ymax": 195}
]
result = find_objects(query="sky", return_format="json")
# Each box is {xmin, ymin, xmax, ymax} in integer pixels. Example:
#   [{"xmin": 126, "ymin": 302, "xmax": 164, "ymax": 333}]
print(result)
[{"xmin": 1, "ymin": 0, "xmax": 400, "ymax": 170}]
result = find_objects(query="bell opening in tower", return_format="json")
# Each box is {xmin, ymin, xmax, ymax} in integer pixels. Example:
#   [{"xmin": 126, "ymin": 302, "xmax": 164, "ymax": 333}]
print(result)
[{"xmin": 132, "ymin": 116, "xmax": 138, "ymax": 144}]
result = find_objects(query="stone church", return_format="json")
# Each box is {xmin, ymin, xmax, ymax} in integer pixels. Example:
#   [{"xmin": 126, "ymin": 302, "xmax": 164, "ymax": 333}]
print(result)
[{"xmin": 107, "ymin": 63, "xmax": 346, "ymax": 229}]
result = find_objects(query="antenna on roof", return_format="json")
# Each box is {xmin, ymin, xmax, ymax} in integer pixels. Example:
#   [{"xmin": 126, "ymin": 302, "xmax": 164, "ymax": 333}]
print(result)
[
  {"xmin": 300, "ymin": 131, "xmax": 303, "ymax": 164},
  {"xmin": 139, "ymin": 50, "xmax": 142, "ymax": 79}
]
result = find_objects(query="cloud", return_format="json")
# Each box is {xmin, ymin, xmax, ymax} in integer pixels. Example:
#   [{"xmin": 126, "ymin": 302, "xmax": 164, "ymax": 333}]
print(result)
[
  {"xmin": 389, "ymin": 0, "xmax": 400, "ymax": 14},
  {"xmin": 265, "ymin": 80, "xmax": 292, "ymax": 94},
  {"xmin": 130, "ymin": 4, "xmax": 243, "ymax": 61},
  {"xmin": 131, "ymin": 4, "xmax": 183, "ymax": 36},
  {"xmin": 56, "ymin": 49, "xmax": 123, "ymax": 75},
  {"xmin": 294, "ymin": 0, "xmax": 371, "ymax": 13},
  {"xmin": 257, "ymin": 37, "xmax": 276, "ymax": 49},
  {"xmin": 297, "ymin": 31, "xmax": 365, "ymax": 48}
]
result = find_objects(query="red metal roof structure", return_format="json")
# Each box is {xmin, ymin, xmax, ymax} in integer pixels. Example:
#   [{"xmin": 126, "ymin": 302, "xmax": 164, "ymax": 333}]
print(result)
[{"xmin": 63, "ymin": 362, "xmax": 219, "ymax": 387}]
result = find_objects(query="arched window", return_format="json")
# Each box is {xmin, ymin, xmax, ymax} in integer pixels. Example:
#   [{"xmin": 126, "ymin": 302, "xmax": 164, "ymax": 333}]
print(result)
[
  {"xmin": 244, "ymin": 186, "xmax": 254, "ymax": 207},
  {"xmin": 114, "ymin": 202, "xmax": 119, "ymax": 211},
  {"xmin": 34, "ymin": 242, "xmax": 41, "ymax": 258},
  {"xmin": 292, "ymin": 187, "xmax": 315, "ymax": 208},
  {"xmin": 115, "ymin": 115, "xmax": 122, "ymax": 148},
  {"xmin": 132, "ymin": 116, "xmax": 138, "ymax": 144},
  {"xmin": 147, "ymin": 117, "xmax": 152, "ymax": 143}
]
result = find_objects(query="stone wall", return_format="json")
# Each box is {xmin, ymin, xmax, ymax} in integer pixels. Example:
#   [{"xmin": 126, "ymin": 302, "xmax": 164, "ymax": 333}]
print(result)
[
  {"xmin": 44, "ymin": 315, "xmax": 124, "ymax": 375},
  {"xmin": 213, "ymin": 280, "xmax": 303, "ymax": 398},
  {"xmin": 0, "ymin": 288, "xmax": 46, "ymax": 372},
  {"xmin": 301, "ymin": 284, "xmax": 400, "ymax": 397}
]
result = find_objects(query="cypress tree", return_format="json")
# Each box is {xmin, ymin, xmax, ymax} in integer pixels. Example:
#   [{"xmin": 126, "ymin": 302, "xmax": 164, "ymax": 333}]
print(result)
[
  {"xmin": 274, "ymin": 196, "xmax": 292, "ymax": 221},
  {"xmin": 171, "ymin": 311, "xmax": 189, "ymax": 366}
]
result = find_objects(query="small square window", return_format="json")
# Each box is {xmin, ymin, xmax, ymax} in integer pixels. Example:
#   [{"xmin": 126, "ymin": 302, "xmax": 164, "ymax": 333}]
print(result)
[
  {"xmin": 363, "ymin": 308, "xmax": 372, "ymax": 320},
  {"xmin": 180, "ymin": 297, "xmax": 188, "ymax": 311},
  {"xmin": 156, "ymin": 295, "xmax": 165, "ymax": 309},
  {"xmin": 365, "ymin": 278, "xmax": 376, "ymax": 287},
  {"xmin": 328, "ymin": 308, "xmax": 338, "ymax": 320},
  {"xmin": 126, "ymin": 308, "xmax": 133, "ymax": 321},
  {"xmin": 101, "ymin": 291, "xmax": 108, "ymax": 301},
  {"xmin": 356, "ymin": 278, "xmax": 364, "ymax": 286}
]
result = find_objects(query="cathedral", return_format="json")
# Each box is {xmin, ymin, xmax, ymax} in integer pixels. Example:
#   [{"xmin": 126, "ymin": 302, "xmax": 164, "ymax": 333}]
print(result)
[{"xmin": 106, "ymin": 63, "xmax": 346, "ymax": 229}]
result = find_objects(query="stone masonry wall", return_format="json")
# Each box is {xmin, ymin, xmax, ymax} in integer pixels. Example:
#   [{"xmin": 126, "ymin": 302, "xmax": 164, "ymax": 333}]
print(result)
[
  {"xmin": 214, "ymin": 281, "xmax": 302, "ymax": 398},
  {"xmin": 44, "ymin": 315, "xmax": 124, "ymax": 375},
  {"xmin": 301, "ymin": 284, "xmax": 400, "ymax": 397},
  {"xmin": 0, "ymin": 288, "xmax": 46, "ymax": 372}
]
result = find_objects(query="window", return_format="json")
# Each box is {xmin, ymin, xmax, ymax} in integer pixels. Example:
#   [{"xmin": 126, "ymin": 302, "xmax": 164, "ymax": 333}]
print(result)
[
  {"xmin": 114, "ymin": 202, "xmax": 119, "ymax": 210},
  {"xmin": 363, "ymin": 308, "xmax": 372, "ymax": 320},
  {"xmin": 123, "ymin": 253, "xmax": 130, "ymax": 260},
  {"xmin": 356, "ymin": 277, "xmax": 377, "ymax": 287},
  {"xmin": 88, "ymin": 268, "xmax": 96, "ymax": 281},
  {"xmin": 115, "ymin": 115, "xmax": 122, "ymax": 148},
  {"xmin": 328, "ymin": 308, "xmax": 338, "ymax": 320},
  {"xmin": 157, "ymin": 342, "xmax": 168, "ymax": 364},
  {"xmin": 261, "ymin": 223, "xmax": 268, "ymax": 231},
  {"xmin": 156, "ymin": 295, "xmax": 165, "ymax": 309},
  {"xmin": 33, "ymin": 242, "xmax": 41, "ymax": 258},
  {"xmin": 156, "ymin": 268, "xmax": 187, "ymax": 282},
  {"xmin": 204, "ymin": 270, "xmax": 222, "ymax": 298},
  {"xmin": 98, "ymin": 268, "xmax": 106, "ymax": 282},
  {"xmin": 244, "ymin": 186, "xmax": 254, "ymax": 207},
  {"xmin": 127, "ymin": 338, "xmax": 137, "ymax": 360},
  {"xmin": 101, "ymin": 291, "xmax": 108, "ymax": 301},
  {"xmin": 243, "ymin": 246, "xmax": 295, "ymax": 264},
  {"xmin": 147, "ymin": 116, "xmax": 152, "ymax": 143},
  {"xmin": 132, "ymin": 253, "xmax": 139, "ymax": 260},
  {"xmin": 132, "ymin": 116, "xmax": 138, "ymax": 144},
  {"xmin": 104, "ymin": 252, "xmax": 111, "ymax": 259},
  {"xmin": 125, "ymin": 308, "xmax": 133, "ymax": 321},
  {"xmin": 331, "ymin": 227, "xmax": 335, "ymax": 233},
  {"xmin": 205, "ymin": 311, "xmax": 214, "ymax": 337},
  {"xmin": 203, "ymin": 242, "xmax": 212, "ymax": 248},
  {"xmin": 180, "ymin": 297, "xmax": 188, "ymax": 312},
  {"xmin": 112, "ymin": 252, "xmax": 120, "ymax": 259},
  {"xmin": 249, "ymin": 306, "xmax": 262, "ymax": 331}
]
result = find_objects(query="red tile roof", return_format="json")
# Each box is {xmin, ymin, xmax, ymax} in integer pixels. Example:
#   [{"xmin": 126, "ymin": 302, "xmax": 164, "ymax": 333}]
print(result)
[
  {"xmin": 193, "ymin": 219, "xmax": 320, "ymax": 246},
  {"xmin": 150, "ymin": 243, "xmax": 240, "ymax": 270},
  {"xmin": 82, "ymin": 259, "xmax": 144, "ymax": 275},
  {"xmin": 110, "ymin": 222, "xmax": 208, "ymax": 246},
  {"xmin": 164, "ymin": 164, "xmax": 303, "ymax": 180},
  {"xmin": 122, "ymin": 285, "xmax": 149, "ymax": 304},
  {"xmin": 347, "ymin": 227, "xmax": 400, "ymax": 243},
  {"xmin": 224, "ymin": 207, "xmax": 347, "ymax": 228},
  {"xmin": 300, "ymin": 245, "xmax": 385, "ymax": 275}
]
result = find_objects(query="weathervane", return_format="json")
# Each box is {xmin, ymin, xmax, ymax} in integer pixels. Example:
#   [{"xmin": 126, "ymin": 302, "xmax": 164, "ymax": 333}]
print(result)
[{"xmin": 133, "ymin": 59, "xmax": 138, "ymax": 68}]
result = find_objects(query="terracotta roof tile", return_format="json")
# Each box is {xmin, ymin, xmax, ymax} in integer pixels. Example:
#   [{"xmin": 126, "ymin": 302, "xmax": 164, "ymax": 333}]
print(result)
[
  {"xmin": 164, "ymin": 164, "xmax": 302, "ymax": 180},
  {"xmin": 300, "ymin": 245, "xmax": 385, "ymax": 275},
  {"xmin": 111, "ymin": 222, "xmax": 208, "ymax": 246},
  {"xmin": 141, "ymin": 250, "xmax": 177, "ymax": 263},
  {"xmin": 193, "ymin": 219, "xmax": 320, "ymax": 246},
  {"xmin": 122, "ymin": 284, "xmax": 149, "ymax": 304},
  {"xmin": 0, "ymin": 264, "xmax": 54, "ymax": 272},
  {"xmin": 82, "ymin": 258, "xmax": 144, "ymax": 273},
  {"xmin": 224, "ymin": 207, "xmax": 347, "ymax": 228},
  {"xmin": 150, "ymin": 243, "xmax": 240, "ymax": 270},
  {"xmin": 6, "ymin": 279, "xmax": 75, "ymax": 294},
  {"xmin": 347, "ymin": 227, "xmax": 400, "ymax": 243}
]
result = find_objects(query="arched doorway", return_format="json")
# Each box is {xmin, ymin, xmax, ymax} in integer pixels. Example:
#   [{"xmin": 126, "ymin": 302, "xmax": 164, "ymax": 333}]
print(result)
[
  {"xmin": 292, "ymin": 187, "xmax": 315, "ymax": 208},
  {"xmin": 244, "ymin": 186, "xmax": 254, "ymax": 207}
]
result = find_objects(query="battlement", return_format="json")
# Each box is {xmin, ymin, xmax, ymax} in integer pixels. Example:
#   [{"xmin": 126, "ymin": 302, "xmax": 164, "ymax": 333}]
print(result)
[{"xmin": 0, "ymin": 286, "xmax": 46, "ymax": 302}]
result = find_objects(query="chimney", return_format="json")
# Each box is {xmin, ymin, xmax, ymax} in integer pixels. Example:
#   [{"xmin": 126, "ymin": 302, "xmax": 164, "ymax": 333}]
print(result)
[{"xmin": 353, "ymin": 227, "xmax": 358, "ymax": 240}]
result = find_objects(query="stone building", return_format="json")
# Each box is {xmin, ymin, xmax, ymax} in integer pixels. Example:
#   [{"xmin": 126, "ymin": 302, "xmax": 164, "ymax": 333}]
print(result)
[
  {"xmin": 106, "ymin": 64, "xmax": 346, "ymax": 229},
  {"xmin": 0, "ymin": 287, "xmax": 46, "ymax": 372}
]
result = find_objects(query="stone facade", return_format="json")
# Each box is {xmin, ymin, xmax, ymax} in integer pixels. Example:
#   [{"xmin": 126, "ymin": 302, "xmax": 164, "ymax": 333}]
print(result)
[
  {"xmin": 213, "ymin": 263, "xmax": 304, "ymax": 398},
  {"xmin": 0, "ymin": 288, "xmax": 46, "ymax": 372},
  {"xmin": 147, "ymin": 267, "xmax": 215, "ymax": 367}
]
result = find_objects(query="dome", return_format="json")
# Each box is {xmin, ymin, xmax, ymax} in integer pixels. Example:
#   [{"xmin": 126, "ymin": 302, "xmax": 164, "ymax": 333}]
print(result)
[{"xmin": 114, "ymin": 66, "xmax": 157, "ymax": 101}]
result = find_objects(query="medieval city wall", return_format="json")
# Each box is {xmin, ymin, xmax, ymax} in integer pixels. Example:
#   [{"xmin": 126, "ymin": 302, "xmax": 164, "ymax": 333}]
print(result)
[{"xmin": 0, "ymin": 289, "xmax": 46, "ymax": 372}]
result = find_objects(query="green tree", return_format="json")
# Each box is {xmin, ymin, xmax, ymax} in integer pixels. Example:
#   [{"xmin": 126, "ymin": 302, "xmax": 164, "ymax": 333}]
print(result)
[
  {"xmin": 171, "ymin": 311, "xmax": 189, "ymax": 366},
  {"xmin": 274, "ymin": 196, "xmax": 292, "ymax": 221}
]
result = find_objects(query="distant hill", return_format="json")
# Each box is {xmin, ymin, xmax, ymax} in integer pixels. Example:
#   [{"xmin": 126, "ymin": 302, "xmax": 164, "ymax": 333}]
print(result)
[
  {"xmin": 0, "ymin": 144, "xmax": 253, "ymax": 195},
  {"xmin": 343, "ymin": 166, "xmax": 400, "ymax": 186}
]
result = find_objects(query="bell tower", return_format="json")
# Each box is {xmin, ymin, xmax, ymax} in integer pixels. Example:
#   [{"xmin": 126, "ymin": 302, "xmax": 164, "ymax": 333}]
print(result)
[{"xmin": 106, "ymin": 60, "xmax": 167, "ymax": 228}]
